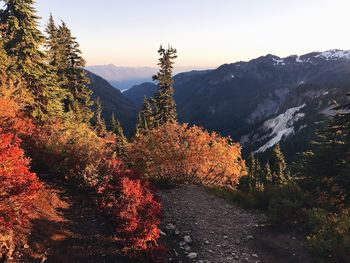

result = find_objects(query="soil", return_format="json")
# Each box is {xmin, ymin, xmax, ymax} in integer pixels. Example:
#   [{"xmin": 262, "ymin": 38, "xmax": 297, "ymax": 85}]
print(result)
[
  {"xmin": 11, "ymin": 178, "xmax": 129, "ymax": 263},
  {"xmin": 159, "ymin": 185, "xmax": 311, "ymax": 263},
  {"xmin": 9, "ymin": 181, "xmax": 311, "ymax": 263}
]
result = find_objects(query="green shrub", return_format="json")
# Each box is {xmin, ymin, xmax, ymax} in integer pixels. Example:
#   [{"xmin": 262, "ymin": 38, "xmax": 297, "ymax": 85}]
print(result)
[
  {"xmin": 210, "ymin": 187, "xmax": 268, "ymax": 210},
  {"xmin": 306, "ymin": 208, "xmax": 350, "ymax": 263},
  {"xmin": 267, "ymin": 184, "xmax": 306, "ymax": 226}
]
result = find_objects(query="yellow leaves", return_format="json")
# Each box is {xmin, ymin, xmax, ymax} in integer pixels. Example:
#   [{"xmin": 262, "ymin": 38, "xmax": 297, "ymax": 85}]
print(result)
[{"xmin": 128, "ymin": 122, "xmax": 246, "ymax": 187}]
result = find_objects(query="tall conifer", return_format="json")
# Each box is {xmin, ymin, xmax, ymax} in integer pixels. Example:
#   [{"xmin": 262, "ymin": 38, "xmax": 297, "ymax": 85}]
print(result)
[
  {"xmin": 152, "ymin": 45, "xmax": 177, "ymax": 126},
  {"xmin": 269, "ymin": 144, "xmax": 289, "ymax": 185},
  {"xmin": 93, "ymin": 98, "xmax": 106, "ymax": 134},
  {"xmin": 46, "ymin": 18, "xmax": 93, "ymax": 122},
  {"xmin": 0, "ymin": 0, "xmax": 65, "ymax": 120},
  {"xmin": 110, "ymin": 113, "xmax": 127, "ymax": 160}
]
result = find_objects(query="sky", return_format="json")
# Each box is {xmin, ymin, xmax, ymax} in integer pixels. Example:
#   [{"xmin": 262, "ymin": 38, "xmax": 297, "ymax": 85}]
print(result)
[{"xmin": 35, "ymin": 0, "xmax": 350, "ymax": 68}]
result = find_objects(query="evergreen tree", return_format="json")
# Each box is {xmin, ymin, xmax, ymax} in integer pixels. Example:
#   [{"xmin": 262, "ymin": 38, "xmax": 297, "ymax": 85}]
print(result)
[
  {"xmin": 45, "ymin": 14, "xmax": 61, "ymax": 71},
  {"xmin": 0, "ymin": 0, "xmax": 65, "ymax": 120},
  {"xmin": 263, "ymin": 162, "xmax": 273, "ymax": 184},
  {"xmin": 46, "ymin": 19, "xmax": 92, "ymax": 122},
  {"xmin": 152, "ymin": 45, "xmax": 177, "ymax": 126},
  {"xmin": 239, "ymin": 153, "xmax": 263, "ymax": 191},
  {"xmin": 135, "ymin": 96, "xmax": 154, "ymax": 135},
  {"xmin": 110, "ymin": 113, "xmax": 127, "ymax": 160},
  {"xmin": 134, "ymin": 113, "xmax": 143, "ymax": 138},
  {"xmin": 269, "ymin": 144, "xmax": 289, "ymax": 185},
  {"xmin": 93, "ymin": 98, "xmax": 106, "ymax": 134},
  {"xmin": 298, "ymin": 95, "xmax": 350, "ymax": 206}
]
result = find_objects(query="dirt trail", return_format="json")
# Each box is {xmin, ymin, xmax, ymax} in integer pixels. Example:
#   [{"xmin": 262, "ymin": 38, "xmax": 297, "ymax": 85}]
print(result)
[
  {"xmin": 12, "ymin": 179, "xmax": 129, "ymax": 263},
  {"xmin": 10, "ymin": 181, "xmax": 311, "ymax": 263},
  {"xmin": 159, "ymin": 185, "xmax": 311, "ymax": 263}
]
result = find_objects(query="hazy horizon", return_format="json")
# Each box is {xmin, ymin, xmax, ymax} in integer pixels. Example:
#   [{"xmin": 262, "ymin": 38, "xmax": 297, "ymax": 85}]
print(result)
[{"xmin": 35, "ymin": 0, "xmax": 350, "ymax": 68}]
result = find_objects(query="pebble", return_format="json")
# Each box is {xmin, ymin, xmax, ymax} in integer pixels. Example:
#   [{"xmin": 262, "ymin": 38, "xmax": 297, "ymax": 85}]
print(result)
[
  {"xmin": 184, "ymin": 235, "xmax": 192, "ymax": 244},
  {"xmin": 187, "ymin": 252, "xmax": 198, "ymax": 259},
  {"xmin": 184, "ymin": 244, "xmax": 191, "ymax": 251},
  {"xmin": 166, "ymin": 223, "xmax": 176, "ymax": 231}
]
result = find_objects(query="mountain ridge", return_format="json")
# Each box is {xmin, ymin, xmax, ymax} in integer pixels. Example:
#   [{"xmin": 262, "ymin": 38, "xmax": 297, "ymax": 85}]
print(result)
[{"xmin": 124, "ymin": 49, "xmax": 350, "ymax": 158}]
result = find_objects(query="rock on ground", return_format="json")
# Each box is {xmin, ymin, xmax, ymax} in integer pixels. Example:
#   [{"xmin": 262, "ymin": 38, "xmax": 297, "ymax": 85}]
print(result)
[{"xmin": 159, "ymin": 185, "xmax": 311, "ymax": 263}]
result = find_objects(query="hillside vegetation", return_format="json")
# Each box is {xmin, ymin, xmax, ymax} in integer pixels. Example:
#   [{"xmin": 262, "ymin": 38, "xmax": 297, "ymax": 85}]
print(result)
[{"xmin": 0, "ymin": 1, "xmax": 349, "ymax": 263}]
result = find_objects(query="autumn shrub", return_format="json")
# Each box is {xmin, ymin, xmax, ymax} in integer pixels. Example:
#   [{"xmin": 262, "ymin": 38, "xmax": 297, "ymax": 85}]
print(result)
[
  {"xmin": 97, "ymin": 159, "xmax": 161, "ymax": 253},
  {"xmin": 28, "ymin": 120, "xmax": 116, "ymax": 187},
  {"xmin": 0, "ymin": 131, "xmax": 42, "ymax": 228},
  {"xmin": 128, "ymin": 122, "xmax": 246, "ymax": 187},
  {"xmin": 0, "ymin": 80, "xmax": 42, "ymax": 230}
]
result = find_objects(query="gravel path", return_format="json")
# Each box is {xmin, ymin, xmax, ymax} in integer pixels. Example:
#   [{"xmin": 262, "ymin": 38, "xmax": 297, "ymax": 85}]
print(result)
[{"xmin": 159, "ymin": 185, "xmax": 311, "ymax": 263}]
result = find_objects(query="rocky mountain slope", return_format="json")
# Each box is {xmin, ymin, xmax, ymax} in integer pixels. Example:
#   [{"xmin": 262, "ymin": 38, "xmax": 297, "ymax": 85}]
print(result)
[{"xmin": 125, "ymin": 50, "xmax": 350, "ymax": 158}]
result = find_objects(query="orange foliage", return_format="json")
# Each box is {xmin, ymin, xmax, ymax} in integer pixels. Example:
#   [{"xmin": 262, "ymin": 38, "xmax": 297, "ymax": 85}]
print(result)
[
  {"xmin": 97, "ymin": 159, "xmax": 161, "ymax": 252},
  {"xmin": 28, "ymin": 120, "xmax": 116, "ymax": 187},
  {"xmin": 0, "ymin": 78, "xmax": 34, "ymax": 136},
  {"xmin": 0, "ymin": 78, "xmax": 42, "ymax": 230},
  {"xmin": 128, "ymin": 122, "xmax": 247, "ymax": 187}
]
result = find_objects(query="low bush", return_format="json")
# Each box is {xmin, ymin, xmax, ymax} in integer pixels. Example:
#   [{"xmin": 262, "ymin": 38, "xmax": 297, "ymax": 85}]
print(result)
[
  {"xmin": 266, "ymin": 184, "xmax": 306, "ymax": 226},
  {"xmin": 306, "ymin": 208, "xmax": 350, "ymax": 263},
  {"xmin": 97, "ymin": 159, "xmax": 161, "ymax": 253},
  {"xmin": 0, "ymin": 131, "xmax": 42, "ymax": 229},
  {"xmin": 0, "ymin": 81, "xmax": 42, "ymax": 230},
  {"xmin": 28, "ymin": 120, "xmax": 116, "ymax": 187},
  {"xmin": 128, "ymin": 122, "xmax": 246, "ymax": 187},
  {"xmin": 210, "ymin": 187, "xmax": 269, "ymax": 210}
]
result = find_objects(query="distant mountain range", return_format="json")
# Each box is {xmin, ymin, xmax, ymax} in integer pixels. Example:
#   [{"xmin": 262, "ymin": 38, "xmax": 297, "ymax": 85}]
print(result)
[
  {"xmin": 86, "ymin": 64, "xmax": 212, "ymax": 91},
  {"xmin": 123, "ymin": 49, "xmax": 350, "ymax": 159},
  {"xmin": 87, "ymin": 50, "xmax": 350, "ymax": 159}
]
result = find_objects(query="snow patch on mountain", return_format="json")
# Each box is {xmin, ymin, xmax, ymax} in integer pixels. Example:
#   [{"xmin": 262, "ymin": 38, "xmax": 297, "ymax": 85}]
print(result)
[
  {"xmin": 295, "ymin": 56, "xmax": 303, "ymax": 63},
  {"xmin": 272, "ymin": 58, "xmax": 286, "ymax": 66},
  {"xmin": 255, "ymin": 104, "xmax": 306, "ymax": 153},
  {"xmin": 315, "ymin": 49, "xmax": 350, "ymax": 60}
]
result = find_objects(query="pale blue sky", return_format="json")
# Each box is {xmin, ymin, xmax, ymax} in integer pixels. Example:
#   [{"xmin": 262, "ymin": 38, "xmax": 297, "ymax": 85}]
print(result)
[{"xmin": 35, "ymin": 0, "xmax": 350, "ymax": 68}]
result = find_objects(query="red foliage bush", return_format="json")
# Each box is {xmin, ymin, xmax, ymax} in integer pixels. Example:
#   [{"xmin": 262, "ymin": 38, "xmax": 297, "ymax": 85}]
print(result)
[
  {"xmin": 0, "ymin": 131, "xmax": 42, "ymax": 229},
  {"xmin": 97, "ymin": 159, "xmax": 161, "ymax": 253},
  {"xmin": 0, "ymin": 82, "xmax": 41, "ymax": 230}
]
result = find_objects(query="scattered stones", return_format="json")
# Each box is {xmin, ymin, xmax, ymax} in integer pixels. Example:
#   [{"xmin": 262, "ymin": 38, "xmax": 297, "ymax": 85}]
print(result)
[
  {"xmin": 179, "ymin": 241, "xmax": 186, "ymax": 247},
  {"xmin": 159, "ymin": 185, "xmax": 309, "ymax": 263},
  {"xmin": 184, "ymin": 235, "xmax": 192, "ymax": 244},
  {"xmin": 184, "ymin": 244, "xmax": 191, "ymax": 251},
  {"xmin": 166, "ymin": 223, "xmax": 176, "ymax": 231}
]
